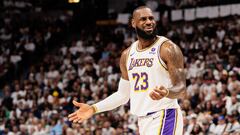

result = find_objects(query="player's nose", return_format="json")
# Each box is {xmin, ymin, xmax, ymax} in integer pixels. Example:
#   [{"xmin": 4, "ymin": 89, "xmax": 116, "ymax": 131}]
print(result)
[{"xmin": 145, "ymin": 18, "xmax": 152, "ymax": 24}]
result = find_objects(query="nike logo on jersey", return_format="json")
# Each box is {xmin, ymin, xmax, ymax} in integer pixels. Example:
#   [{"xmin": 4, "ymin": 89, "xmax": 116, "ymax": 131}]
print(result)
[
  {"xmin": 130, "ymin": 52, "xmax": 135, "ymax": 56},
  {"xmin": 128, "ymin": 58, "xmax": 154, "ymax": 70}
]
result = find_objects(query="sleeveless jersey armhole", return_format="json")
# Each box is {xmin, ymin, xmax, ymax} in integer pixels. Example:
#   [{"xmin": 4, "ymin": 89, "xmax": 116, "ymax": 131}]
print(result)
[{"xmin": 157, "ymin": 38, "xmax": 169, "ymax": 70}]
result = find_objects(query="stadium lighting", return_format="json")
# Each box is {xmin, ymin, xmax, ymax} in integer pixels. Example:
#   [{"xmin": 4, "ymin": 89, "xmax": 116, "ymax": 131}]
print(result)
[{"xmin": 68, "ymin": 0, "xmax": 80, "ymax": 3}]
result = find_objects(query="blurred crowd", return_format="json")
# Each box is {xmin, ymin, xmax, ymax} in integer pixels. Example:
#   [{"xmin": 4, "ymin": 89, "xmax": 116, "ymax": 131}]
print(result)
[
  {"xmin": 0, "ymin": 1, "xmax": 240, "ymax": 135},
  {"xmin": 0, "ymin": 0, "xmax": 72, "ymax": 87},
  {"xmin": 124, "ymin": 0, "xmax": 240, "ymax": 13},
  {"xmin": 171, "ymin": 18, "xmax": 240, "ymax": 134}
]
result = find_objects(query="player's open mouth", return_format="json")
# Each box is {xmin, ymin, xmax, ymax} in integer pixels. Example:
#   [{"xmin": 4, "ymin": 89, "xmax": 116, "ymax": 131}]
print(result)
[
  {"xmin": 145, "ymin": 29, "xmax": 153, "ymax": 33},
  {"xmin": 145, "ymin": 27, "xmax": 153, "ymax": 31}
]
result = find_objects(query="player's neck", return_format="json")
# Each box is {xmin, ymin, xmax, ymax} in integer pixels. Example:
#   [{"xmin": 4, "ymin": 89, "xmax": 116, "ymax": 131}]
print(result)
[{"xmin": 138, "ymin": 36, "xmax": 157, "ymax": 50}]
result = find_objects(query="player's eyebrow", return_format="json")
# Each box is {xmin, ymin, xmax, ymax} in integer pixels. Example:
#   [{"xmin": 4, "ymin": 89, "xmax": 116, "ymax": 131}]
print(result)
[{"xmin": 139, "ymin": 16, "xmax": 154, "ymax": 21}]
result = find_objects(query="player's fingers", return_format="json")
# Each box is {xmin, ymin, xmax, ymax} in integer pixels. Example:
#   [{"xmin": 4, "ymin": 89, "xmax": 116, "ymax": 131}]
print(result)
[
  {"xmin": 159, "ymin": 86, "xmax": 165, "ymax": 90},
  {"xmin": 153, "ymin": 89, "xmax": 163, "ymax": 96},
  {"xmin": 152, "ymin": 90, "xmax": 164, "ymax": 99},
  {"xmin": 150, "ymin": 91, "xmax": 161, "ymax": 100},
  {"xmin": 154, "ymin": 89, "xmax": 167, "ymax": 96},
  {"xmin": 69, "ymin": 115, "xmax": 79, "ymax": 122},
  {"xmin": 149, "ymin": 92, "xmax": 157, "ymax": 100},
  {"xmin": 73, "ymin": 100, "xmax": 84, "ymax": 107},
  {"xmin": 161, "ymin": 89, "xmax": 168, "ymax": 95},
  {"xmin": 68, "ymin": 112, "xmax": 77, "ymax": 118},
  {"xmin": 160, "ymin": 89, "xmax": 168, "ymax": 96},
  {"xmin": 73, "ymin": 117, "xmax": 82, "ymax": 123},
  {"xmin": 153, "ymin": 86, "xmax": 159, "ymax": 91},
  {"xmin": 78, "ymin": 119, "xmax": 84, "ymax": 123}
]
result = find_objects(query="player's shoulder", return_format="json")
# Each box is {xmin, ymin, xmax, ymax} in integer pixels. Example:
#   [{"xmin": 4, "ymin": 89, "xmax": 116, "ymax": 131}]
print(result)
[
  {"xmin": 121, "ymin": 46, "xmax": 131, "ymax": 59},
  {"xmin": 161, "ymin": 40, "xmax": 181, "ymax": 53},
  {"xmin": 160, "ymin": 39, "xmax": 183, "ymax": 62},
  {"xmin": 121, "ymin": 40, "xmax": 137, "ymax": 57}
]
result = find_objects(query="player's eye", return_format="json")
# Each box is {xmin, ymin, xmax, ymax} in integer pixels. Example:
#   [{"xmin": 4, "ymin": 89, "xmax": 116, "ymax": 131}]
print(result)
[
  {"xmin": 149, "ymin": 16, "xmax": 154, "ymax": 20},
  {"xmin": 140, "ymin": 17, "xmax": 147, "ymax": 21}
]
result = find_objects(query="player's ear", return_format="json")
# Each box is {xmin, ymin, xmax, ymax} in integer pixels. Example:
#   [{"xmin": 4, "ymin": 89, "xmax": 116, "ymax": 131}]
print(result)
[{"xmin": 131, "ymin": 19, "xmax": 136, "ymax": 29}]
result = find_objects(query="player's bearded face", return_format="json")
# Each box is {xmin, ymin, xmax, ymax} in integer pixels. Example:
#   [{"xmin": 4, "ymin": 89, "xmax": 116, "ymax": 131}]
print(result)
[{"xmin": 136, "ymin": 26, "xmax": 157, "ymax": 40}]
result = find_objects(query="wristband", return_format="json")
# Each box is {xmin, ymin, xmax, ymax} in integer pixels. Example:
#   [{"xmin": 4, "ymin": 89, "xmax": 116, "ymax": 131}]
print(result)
[
  {"xmin": 91, "ymin": 105, "xmax": 98, "ymax": 114},
  {"xmin": 165, "ymin": 88, "xmax": 169, "ymax": 97}
]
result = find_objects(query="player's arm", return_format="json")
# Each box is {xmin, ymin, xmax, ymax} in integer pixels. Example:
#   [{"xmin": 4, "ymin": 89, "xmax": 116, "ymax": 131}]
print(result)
[
  {"xmin": 91, "ymin": 48, "xmax": 130, "ymax": 113},
  {"xmin": 68, "ymin": 48, "xmax": 130, "ymax": 123},
  {"xmin": 119, "ymin": 48, "xmax": 130, "ymax": 80},
  {"xmin": 161, "ymin": 41, "xmax": 186, "ymax": 99}
]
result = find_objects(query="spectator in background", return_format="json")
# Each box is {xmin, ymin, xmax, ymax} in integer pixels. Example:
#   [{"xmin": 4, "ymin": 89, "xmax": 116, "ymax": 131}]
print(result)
[
  {"xmin": 124, "ymin": 0, "xmax": 145, "ymax": 13},
  {"xmin": 145, "ymin": 0, "xmax": 158, "ymax": 11},
  {"xmin": 0, "ymin": 2, "xmax": 240, "ymax": 134},
  {"xmin": 210, "ymin": 115, "xmax": 227, "ymax": 135}
]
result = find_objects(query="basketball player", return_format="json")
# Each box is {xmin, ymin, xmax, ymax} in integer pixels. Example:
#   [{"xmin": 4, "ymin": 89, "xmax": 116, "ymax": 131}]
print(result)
[{"xmin": 68, "ymin": 6, "xmax": 186, "ymax": 135}]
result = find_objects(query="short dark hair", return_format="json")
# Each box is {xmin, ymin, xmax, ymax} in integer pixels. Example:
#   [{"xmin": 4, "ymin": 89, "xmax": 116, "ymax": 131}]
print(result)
[{"xmin": 132, "ymin": 6, "xmax": 150, "ymax": 18}]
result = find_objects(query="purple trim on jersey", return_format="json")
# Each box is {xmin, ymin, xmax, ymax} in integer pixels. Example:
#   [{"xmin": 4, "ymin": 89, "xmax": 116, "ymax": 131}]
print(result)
[{"xmin": 162, "ymin": 109, "xmax": 176, "ymax": 135}]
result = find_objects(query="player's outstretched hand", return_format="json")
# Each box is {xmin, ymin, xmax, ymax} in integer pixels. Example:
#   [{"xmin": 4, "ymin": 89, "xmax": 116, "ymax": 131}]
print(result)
[
  {"xmin": 68, "ymin": 100, "xmax": 95, "ymax": 123},
  {"xmin": 149, "ymin": 86, "xmax": 168, "ymax": 100}
]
